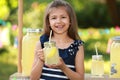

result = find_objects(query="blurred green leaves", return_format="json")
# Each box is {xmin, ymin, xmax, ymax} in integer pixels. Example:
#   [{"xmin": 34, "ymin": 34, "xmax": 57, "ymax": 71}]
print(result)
[
  {"xmin": 23, "ymin": 2, "xmax": 47, "ymax": 28},
  {"xmin": 0, "ymin": 0, "xmax": 10, "ymax": 20},
  {"xmin": 0, "ymin": 0, "xmax": 18, "ymax": 20},
  {"xmin": 1, "ymin": 0, "xmax": 119, "ymax": 28}
]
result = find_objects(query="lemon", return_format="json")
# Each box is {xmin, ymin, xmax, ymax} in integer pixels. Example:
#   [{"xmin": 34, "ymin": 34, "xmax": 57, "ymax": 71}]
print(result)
[{"xmin": 47, "ymin": 47, "xmax": 57, "ymax": 58}]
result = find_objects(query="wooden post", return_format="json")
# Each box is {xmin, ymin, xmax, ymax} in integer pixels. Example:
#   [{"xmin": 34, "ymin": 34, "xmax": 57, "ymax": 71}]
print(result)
[{"xmin": 18, "ymin": 0, "xmax": 23, "ymax": 73}]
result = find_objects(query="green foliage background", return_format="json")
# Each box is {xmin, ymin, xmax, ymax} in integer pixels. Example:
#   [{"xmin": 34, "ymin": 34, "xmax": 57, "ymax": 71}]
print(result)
[{"xmin": 1, "ymin": 0, "xmax": 118, "ymax": 28}]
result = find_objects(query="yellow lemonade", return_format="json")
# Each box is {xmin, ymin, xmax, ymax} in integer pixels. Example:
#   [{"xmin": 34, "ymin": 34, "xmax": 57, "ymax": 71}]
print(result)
[
  {"xmin": 91, "ymin": 55, "xmax": 104, "ymax": 76},
  {"xmin": 46, "ymin": 47, "xmax": 57, "ymax": 58},
  {"xmin": 44, "ymin": 41, "xmax": 59, "ymax": 65},
  {"xmin": 22, "ymin": 28, "xmax": 41, "ymax": 76},
  {"xmin": 110, "ymin": 36, "xmax": 120, "ymax": 78}
]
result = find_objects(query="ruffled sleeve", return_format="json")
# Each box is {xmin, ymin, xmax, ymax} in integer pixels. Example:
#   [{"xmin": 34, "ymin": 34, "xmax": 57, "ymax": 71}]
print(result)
[{"xmin": 59, "ymin": 40, "xmax": 84, "ymax": 59}]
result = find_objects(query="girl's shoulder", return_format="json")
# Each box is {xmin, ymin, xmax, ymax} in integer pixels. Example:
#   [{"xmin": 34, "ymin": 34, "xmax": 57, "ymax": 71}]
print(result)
[
  {"xmin": 40, "ymin": 34, "xmax": 49, "ymax": 48},
  {"xmin": 59, "ymin": 40, "xmax": 84, "ymax": 58},
  {"xmin": 40, "ymin": 34, "xmax": 49, "ymax": 43},
  {"xmin": 70, "ymin": 40, "xmax": 84, "ymax": 47}
]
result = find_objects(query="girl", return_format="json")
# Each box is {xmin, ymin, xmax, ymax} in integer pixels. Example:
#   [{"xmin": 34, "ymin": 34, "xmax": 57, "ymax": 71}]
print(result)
[{"xmin": 30, "ymin": 0, "xmax": 84, "ymax": 80}]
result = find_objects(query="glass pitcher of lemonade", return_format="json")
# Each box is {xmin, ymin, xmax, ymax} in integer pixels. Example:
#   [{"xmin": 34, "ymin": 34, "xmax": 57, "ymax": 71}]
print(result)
[
  {"xmin": 110, "ymin": 36, "xmax": 120, "ymax": 78},
  {"xmin": 44, "ymin": 41, "xmax": 59, "ymax": 65},
  {"xmin": 22, "ymin": 28, "xmax": 41, "ymax": 76},
  {"xmin": 91, "ymin": 55, "xmax": 104, "ymax": 77}
]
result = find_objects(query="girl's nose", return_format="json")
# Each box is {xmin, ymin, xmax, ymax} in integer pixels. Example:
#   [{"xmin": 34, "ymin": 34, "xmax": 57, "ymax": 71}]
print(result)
[{"xmin": 56, "ymin": 18, "xmax": 61, "ymax": 23}]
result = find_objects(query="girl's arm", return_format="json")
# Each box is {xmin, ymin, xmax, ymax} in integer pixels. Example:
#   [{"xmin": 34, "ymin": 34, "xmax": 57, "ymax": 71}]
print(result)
[
  {"xmin": 30, "ymin": 41, "xmax": 44, "ymax": 80},
  {"xmin": 60, "ymin": 45, "xmax": 84, "ymax": 80}
]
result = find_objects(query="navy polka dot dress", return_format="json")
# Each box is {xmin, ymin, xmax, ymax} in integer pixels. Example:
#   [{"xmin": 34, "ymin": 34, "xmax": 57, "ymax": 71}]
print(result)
[{"xmin": 40, "ymin": 34, "xmax": 84, "ymax": 80}]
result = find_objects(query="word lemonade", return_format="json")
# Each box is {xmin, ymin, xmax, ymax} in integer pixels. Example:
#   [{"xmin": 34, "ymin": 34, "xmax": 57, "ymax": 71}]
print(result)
[
  {"xmin": 22, "ymin": 28, "xmax": 41, "ymax": 76},
  {"xmin": 110, "ymin": 36, "xmax": 120, "ymax": 78}
]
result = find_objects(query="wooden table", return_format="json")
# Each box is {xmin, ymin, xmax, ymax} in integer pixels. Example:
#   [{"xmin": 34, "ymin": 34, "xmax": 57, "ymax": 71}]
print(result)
[
  {"xmin": 9, "ymin": 73, "xmax": 120, "ymax": 80},
  {"xmin": 85, "ymin": 73, "xmax": 120, "ymax": 80}
]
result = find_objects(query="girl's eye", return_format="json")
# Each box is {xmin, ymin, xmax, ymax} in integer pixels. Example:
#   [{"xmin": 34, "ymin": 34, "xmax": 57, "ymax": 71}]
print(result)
[
  {"xmin": 52, "ymin": 17, "xmax": 56, "ymax": 19},
  {"xmin": 50, "ymin": 17, "xmax": 56, "ymax": 20},
  {"xmin": 62, "ymin": 16, "xmax": 66, "ymax": 18}
]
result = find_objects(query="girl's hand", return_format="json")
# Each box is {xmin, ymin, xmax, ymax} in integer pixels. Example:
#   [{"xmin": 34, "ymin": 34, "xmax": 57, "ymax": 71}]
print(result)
[
  {"xmin": 46, "ymin": 57, "xmax": 66, "ymax": 69},
  {"xmin": 36, "ymin": 49, "xmax": 45, "ymax": 62}
]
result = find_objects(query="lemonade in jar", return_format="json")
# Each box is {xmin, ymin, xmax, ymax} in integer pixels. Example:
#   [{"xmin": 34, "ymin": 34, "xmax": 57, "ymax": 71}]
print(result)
[
  {"xmin": 110, "ymin": 36, "xmax": 120, "ymax": 78},
  {"xmin": 91, "ymin": 55, "xmax": 104, "ymax": 77},
  {"xmin": 22, "ymin": 28, "xmax": 41, "ymax": 76},
  {"xmin": 44, "ymin": 41, "xmax": 59, "ymax": 65}
]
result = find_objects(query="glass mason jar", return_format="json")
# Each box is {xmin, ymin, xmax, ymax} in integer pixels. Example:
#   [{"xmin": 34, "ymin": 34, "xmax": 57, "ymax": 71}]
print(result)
[
  {"xmin": 110, "ymin": 36, "xmax": 120, "ymax": 78},
  {"xmin": 22, "ymin": 28, "xmax": 41, "ymax": 76},
  {"xmin": 91, "ymin": 55, "xmax": 104, "ymax": 76},
  {"xmin": 44, "ymin": 41, "xmax": 59, "ymax": 65}
]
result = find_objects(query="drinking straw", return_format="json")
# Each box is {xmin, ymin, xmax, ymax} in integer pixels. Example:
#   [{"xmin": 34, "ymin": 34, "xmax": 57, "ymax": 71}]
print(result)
[
  {"xmin": 95, "ymin": 44, "xmax": 98, "ymax": 56},
  {"xmin": 95, "ymin": 42, "xmax": 100, "ymax": 60},
  {"xmin": 49, "ymin": 30, "xmax": 52, "ymax": 43}
]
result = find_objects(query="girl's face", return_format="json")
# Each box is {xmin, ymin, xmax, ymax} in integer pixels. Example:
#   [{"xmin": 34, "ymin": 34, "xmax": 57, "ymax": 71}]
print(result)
[{"xmin": 49, "ymin": 7, "xmax": 70, "ymax": 35}]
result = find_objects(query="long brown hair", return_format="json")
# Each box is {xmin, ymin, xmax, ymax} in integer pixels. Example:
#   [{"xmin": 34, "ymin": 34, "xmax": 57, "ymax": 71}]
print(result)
[{"xmin": 43, "ymin": 0, "xmax": 80, "ymax": 40}]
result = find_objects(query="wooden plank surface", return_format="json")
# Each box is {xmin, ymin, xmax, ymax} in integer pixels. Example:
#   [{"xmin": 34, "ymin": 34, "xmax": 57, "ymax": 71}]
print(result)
[
  {"xmin": 85, "ymin": 73, "xmax": 120, "ymax": 80},
  {"xmin": 9, "ymin": 73, "xmax": 120, "ymax": 80}
]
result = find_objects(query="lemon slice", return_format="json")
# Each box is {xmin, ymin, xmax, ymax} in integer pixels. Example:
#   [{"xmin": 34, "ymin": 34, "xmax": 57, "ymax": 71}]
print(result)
[{"xmin": 47, "ymin": 47, "xmax": 57, "ymax": 58}]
